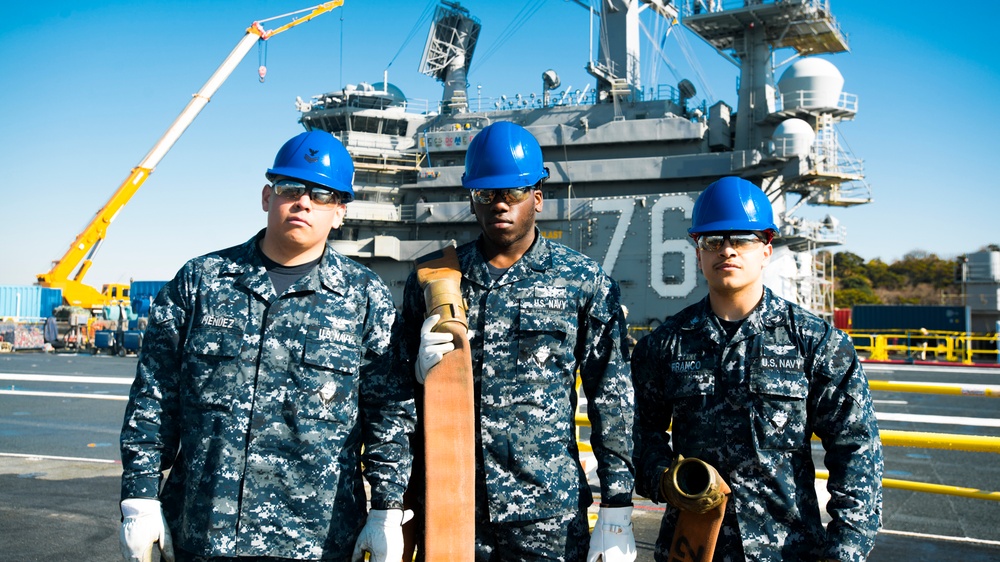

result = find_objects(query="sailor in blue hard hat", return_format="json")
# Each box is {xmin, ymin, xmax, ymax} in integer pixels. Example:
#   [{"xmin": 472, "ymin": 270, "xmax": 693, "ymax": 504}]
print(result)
[
  {"xmin": 402, "ymin": 121, "xmax": 637, "ymax": 561},
  {"xmin": 461, "ymin": 120, "xmax": 550, "ymax": 258},
  {"xmin": 687, "ymin": 175, "xmax": 778, "ymax": 303},
  {"xmin": 631, "ymin": 176, "xmax": 883, "ymax": 561},
  {"xmin": 119, "ymin": 130, "xmax": 415, "ymax": 562},
  {"xmin": 261, "ymin": 130, "xmax": 356, "ymax": 261}
]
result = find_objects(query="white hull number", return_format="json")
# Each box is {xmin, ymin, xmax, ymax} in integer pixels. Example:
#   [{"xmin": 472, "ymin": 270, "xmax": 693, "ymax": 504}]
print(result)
[{"xmin": 592, "ymin": 195, "xmax": 697, "ymax": 299}]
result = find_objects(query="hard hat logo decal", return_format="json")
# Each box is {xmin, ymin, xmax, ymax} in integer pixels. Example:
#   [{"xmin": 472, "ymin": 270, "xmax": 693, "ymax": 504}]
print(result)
[{"xmin": 266, "ymin": 131, "xmax": 355, "ymax": 202}]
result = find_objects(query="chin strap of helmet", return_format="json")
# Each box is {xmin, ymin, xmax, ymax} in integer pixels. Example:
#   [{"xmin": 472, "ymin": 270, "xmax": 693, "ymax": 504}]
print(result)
[{"xmin": 408, "ymin": 245, "xmax": 475, "ymax": 561}]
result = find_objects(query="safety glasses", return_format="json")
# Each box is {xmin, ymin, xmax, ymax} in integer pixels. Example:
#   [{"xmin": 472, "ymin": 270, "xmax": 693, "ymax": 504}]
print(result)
[
  {"xmin": 271, "ymin": 179, "xmax": 342, "ymax": 207},
  {"xmin": 470, "ymin": 187, "xmax": 535, "ymax": 205},
  {"xmin": 694, "ymin": 232, "xmax": 771, "ymax": 252}
]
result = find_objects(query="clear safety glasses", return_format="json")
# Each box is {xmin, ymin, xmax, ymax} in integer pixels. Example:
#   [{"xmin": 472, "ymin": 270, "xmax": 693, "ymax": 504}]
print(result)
[
  {"xmin": 694, "ymin": 232, "xmax": 772, "ymax": 252},
  {"xmin": 469, "ymin": 187, "xmax": 535, "ymax": 205},
  {"xmin": 271, "ymin": 179, "xmax": 342, "ymax": 207}
]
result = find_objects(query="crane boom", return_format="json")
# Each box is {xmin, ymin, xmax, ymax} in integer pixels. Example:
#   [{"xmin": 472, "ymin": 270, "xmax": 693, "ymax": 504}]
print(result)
[{"xmin": 37, "ymin": 1, "xmax": 344, "ymax": 310}]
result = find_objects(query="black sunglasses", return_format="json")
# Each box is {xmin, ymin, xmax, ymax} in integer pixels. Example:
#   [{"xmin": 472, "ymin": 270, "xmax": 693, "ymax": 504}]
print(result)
[{"xmin": 271, "ymin": 179, "xmax": 342, "ymax": 206}]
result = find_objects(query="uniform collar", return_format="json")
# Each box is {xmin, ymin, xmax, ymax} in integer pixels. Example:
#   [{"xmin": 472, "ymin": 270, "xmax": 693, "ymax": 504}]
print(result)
[
  {"xmin": 465, "ymin": 228, "xmax": 552, "ymax": 287},
  {"xmin": 226, "ymin": 229, "xmax": 346, "ymax": 300},
  {"xmin": 315, "ymin": 250, "xmax": 348, "ymax": 296},
  {"xmin": 680, "ymin": 298, "xmax": 723, "ymax": 345},
  {"xmin": 747, "ymin": 287, "xmax": 789, "ymax": 331},
  {"xmin": 682, "ymin": 287, "xmax": 788, "ymax": 343}
]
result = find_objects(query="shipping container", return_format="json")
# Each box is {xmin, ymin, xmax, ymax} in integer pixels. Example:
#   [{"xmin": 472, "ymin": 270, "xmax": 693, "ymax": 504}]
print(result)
[
  {"xmin": 130, "ymin": 280, "xmax": 168, "ymax": 317},
  {"xmin": 0, "ymin": 285, "xmax": 63, "ymax": 319},
  {"xmin": 851, "ymin": 305, "xmax": 971, "ymax": 333},
  {"xmin": 833, "ymin": 308, "xmax": 851, "ymax": 330}
]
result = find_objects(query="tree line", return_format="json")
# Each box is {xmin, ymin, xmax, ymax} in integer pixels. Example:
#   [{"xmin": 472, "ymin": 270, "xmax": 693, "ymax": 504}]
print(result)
[{"xmin": 825, "ymin": 244, "xmax": 1000, "ymax": 308}]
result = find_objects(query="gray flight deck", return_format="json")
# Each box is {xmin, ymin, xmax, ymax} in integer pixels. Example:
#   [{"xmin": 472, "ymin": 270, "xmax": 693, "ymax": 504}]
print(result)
[{"xmin": 2, "ymin": 353, "xmax": 998, "ymax": 560}]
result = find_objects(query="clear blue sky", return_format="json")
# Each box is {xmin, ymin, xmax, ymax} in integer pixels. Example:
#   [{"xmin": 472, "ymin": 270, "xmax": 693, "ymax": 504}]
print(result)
[{"xmin": 1, "ymin": 0, "xmax": 996, "ymax": 289}]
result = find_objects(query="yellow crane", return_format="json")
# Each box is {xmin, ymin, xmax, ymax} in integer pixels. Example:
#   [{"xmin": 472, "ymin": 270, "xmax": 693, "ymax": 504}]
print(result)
[{"xmin": 37, "ymin": 1, "xmax": 344, "ymax": 312}]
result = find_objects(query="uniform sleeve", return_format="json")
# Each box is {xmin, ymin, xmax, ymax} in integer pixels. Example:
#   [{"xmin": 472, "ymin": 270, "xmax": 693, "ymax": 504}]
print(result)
[
  {"xmin": 630, "ymin": 332, "xmax": 675, "ymax": 502},
  {"xmin": 119, "ymin": 266, "xmax": 191, "ymax": 501},
  {"xmin": 358, "ymin": 279, "xmax": 417, "ymax": 509},
  {"xmin": 577, "ymin": 275, "xmax": 636, "ymax": 506},
  {"xmin": 398, "ymin": 272, "xmax": 424, "ymax": 381},
  {"xmin": 811, "ymin": 327, "xmax": 883, "ymax": 561}
]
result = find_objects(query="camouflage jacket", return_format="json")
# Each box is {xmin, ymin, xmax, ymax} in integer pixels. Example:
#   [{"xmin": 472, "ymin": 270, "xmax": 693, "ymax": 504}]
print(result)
[
  {"xmin": 120, "ymin": 232, "xmax": 415, "ymax": 560},
  {"xmin": 632, "ymin": 288, "xmax": 882, "ymax": 562},
  {"xmin": 401, "ymin": 232, "xmax": 635, "ymax": 523}
]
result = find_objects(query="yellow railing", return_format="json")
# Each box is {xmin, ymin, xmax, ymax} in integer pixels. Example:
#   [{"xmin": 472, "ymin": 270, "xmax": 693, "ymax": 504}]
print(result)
[
  {"xmin": 868, "ymin": 379, "xmax": 1000, "ymax": 398},
  {"xmin": 866, "ymin": 376, "xmax": 1000, "ymax": 500},
  {"xmin": 816, "ymin": 469, "xmax": 1000, "ymax": 502},
  {"xmin": 576, "ymin": 413, "xmax": 1000, "ymax": 501},
  {"xmin": 848, "ymin": 329, "xmax": 1000, "ymax": 364},
  {"xmin": 876, "ymin": 429, "xmax": 1000, "ymax": 454},
  {"xmin": 575, "ymin": 373, "xmax": 1000, "ymax": 502}
]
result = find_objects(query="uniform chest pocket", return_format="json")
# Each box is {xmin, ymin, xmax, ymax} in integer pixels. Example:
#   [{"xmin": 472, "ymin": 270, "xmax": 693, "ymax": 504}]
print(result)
[
  {"xmin": 749, "ymin": 364, "xmax": 809, "ymax": 450},
  {"xmin": 515, "ymin": 308, "xmax": 576, "ymax": 384},
  {"xmin": 182, "ymin": 326, "xmax": 244, "ymax": 410},
  {"xmin": 667, "ymin": 367, "xmax": 719, "ymax": 449},
  {"xmin": 292, "ymin": 337, "xmax": 362, "ymax": 422}
]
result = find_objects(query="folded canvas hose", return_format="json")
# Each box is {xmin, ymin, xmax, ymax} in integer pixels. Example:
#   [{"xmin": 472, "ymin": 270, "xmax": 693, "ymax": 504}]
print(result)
[
  {"xmin": 407, "ymin": 246, "xmax": 475, "ymax": 561},
  {"xmin": 663, "ymin": 456, "xmax": 732, "ymax": 562}
]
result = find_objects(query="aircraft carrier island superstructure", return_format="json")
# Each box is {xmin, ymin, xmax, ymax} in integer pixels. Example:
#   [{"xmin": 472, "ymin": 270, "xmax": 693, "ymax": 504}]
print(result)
[{"xmin": 294, "ymin": 0, "xmax": 870, "ymax": 327}]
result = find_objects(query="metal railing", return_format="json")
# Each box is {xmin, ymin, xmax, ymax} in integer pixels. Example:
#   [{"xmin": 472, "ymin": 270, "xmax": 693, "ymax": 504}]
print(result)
[
  {"xmin": 868, "ymin": 379, "xmax": 1000, "ymax": 398},
  {"xmin": 849, "ymin": 329, "xmax": 1000, "ymax": 364},
  {"xmin": 575, "ymin": 372, "xmax": 1000, "ymax": 502},
  {"xmin": 775, "ymin": 90, "xmax": 858, "ymax": 114}
]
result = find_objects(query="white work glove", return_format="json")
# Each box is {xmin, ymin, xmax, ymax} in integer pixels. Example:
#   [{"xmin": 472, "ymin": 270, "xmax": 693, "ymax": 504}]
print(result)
[
  {"xmin": 351, "ymin": 508, "xmax": 413, "ymax": 562},
  {"xmin": 416, "ymin": 314, "xmax": 455, "ymax": 384},
  {"xmin": 119, "ymin": 498, "xmax": 174, "ymax": 562},
  {"xmin": 587, "ymin": 506, "xmax": 637, "ymax": 562}
]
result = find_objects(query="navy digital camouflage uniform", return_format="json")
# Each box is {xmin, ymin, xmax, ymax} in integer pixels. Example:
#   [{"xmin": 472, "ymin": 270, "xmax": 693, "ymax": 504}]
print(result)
[
  {"xmin": 632, "ymin": 287, "xmax": 882, "ymax": 562},
  {"xmin": 120, "ymin": 231, "xmax": 415, "ymax": 560},
  {"xmin": 401, "ymin": 231, "xmax": 635, "ymax": 560}
]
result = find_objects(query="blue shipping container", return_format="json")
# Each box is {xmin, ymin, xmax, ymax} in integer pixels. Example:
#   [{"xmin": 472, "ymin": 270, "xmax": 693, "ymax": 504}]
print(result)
[
  {"xmin": 130, "ymin": 280, "xmax": 168, "ymax": 316},
  {"xmin": 0, "ymin": 285, "xmax": 63, "ymax": 319},
  {"xmin": 851, "ymin": 305, "xmax": 970, "ymax": 333}
]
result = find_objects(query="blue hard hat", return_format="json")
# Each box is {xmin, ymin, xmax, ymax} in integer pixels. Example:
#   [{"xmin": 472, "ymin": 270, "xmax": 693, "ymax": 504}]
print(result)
[
  {"xmin": 266, "ymin": 131, "xmax": 355, "ymax": 202},
  {"xmin": 462, "ymin": 121, "xmax": 549, "ymax": 189},
  {"xmin": 688, "ymin": 176, "xmax": 778, "ymax": 234}
]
